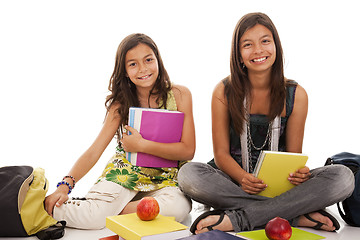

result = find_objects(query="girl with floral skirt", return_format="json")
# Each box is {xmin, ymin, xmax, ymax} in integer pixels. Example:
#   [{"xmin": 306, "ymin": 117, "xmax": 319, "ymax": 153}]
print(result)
[{"xmin": 45, "ymin": 33, "xmax": 195, "ymax": 229}]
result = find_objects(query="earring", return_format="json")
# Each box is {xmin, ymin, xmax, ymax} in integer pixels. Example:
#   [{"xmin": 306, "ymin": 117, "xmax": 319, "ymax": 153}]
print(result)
[{"xmin": 242, "ymin": 63, "xmax": 246, "ymax": 69}]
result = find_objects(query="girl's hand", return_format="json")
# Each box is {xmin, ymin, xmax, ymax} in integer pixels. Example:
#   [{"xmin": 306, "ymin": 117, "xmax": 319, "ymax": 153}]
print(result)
[
  {"xmin": 44, "ymin": 185, "xmax": 69, "ymax": 216},
  {"xmin": 120, "ymin": 125, "xmax": 145, "ymax": 152},
  {"xmin": 288, "ymin": 166, "xmax": 310, "ymax": 185},
  {"xmin": 240, "ymin": 172, "xmax": 267, "ymax": 194}
]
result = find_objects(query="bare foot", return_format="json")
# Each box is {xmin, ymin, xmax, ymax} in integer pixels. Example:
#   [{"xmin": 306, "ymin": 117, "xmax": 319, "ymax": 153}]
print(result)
[
  {"xmin": 195, "ymin": 214, "xmax": 233, "ymax": 234},
  {"xmin": 298, "ymin": 212, "xmax": 335, "ymax": 232}
]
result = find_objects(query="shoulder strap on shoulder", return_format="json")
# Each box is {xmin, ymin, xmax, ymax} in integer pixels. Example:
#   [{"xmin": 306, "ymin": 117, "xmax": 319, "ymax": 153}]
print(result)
[
  {"xmin": 166, "ymin": 89, "xmax": 177, "ymax": 111},
  {"xmin": 222, "ymin": 76, "xmax": 230, "ymax": 86},
  {"xmin": 158, "ymin": 89, "xmax": 177, "ymax": 111},
  {"xmin": 285, "ymin": 80, "xmax": 298, "ymax": 117}
]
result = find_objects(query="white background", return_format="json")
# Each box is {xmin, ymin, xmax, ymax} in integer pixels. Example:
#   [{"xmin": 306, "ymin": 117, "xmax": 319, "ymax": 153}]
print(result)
[{"xmin": 1, "ymin": 0, "xmax": 359, "ymax": 196}]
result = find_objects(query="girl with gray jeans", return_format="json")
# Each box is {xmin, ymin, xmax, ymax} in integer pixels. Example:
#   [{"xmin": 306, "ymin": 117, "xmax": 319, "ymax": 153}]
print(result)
[{"xmin": 178, "ymin": 12, "xmax": 355, "ymax": 234}]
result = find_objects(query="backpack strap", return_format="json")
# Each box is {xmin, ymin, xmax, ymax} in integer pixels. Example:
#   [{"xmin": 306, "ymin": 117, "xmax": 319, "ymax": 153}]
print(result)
[
  {"xmin": 35, "ymin": 221, "xmax": 66, "ymax": 240},
  {"xmin": 337, "ymin": 202, "xmax": 353, "ymax": 225},
  {"xmin": 21, "ymin": 168, "xmax": 58, "ymax": 235}
]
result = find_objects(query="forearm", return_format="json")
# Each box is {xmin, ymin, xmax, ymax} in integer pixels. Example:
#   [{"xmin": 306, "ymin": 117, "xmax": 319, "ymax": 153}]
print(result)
[
  {"xmin": 140, "ymin": 139, "xmax": 195, "ymax": 161},
  {"xmin": 67, "ymin": 151, "xmax": 99, "ymax": 182},
  {"xmin": 214, "ymin": 151, "xmax": 247, "ymax": 185}
]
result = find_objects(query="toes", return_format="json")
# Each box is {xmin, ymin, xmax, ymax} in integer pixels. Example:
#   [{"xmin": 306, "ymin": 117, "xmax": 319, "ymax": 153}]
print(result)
[
  {"xmin": 197, "ymin": 216, "xmax": 217, "ymax": 231},
  {"xmin": 314, "ymin": 213, "xmax": 335, "ymax": 231},
  {"xmin": 195, "ymin": 228, "xmax": 209, "ymax": 235}
]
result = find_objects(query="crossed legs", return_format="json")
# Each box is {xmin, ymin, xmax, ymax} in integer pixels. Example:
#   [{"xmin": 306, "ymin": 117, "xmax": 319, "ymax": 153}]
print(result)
[{"xmin": 178, "ymin": 162, "xmax": 354, "ymax": 233}]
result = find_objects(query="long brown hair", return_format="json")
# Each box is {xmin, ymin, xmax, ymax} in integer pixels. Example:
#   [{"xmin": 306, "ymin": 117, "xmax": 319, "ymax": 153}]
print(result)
[
  {"xmin": 226, "ymin": 12, "xmax": 286, "ymax": 135},
  {"xmin": 105, "ymin": 33, "xmax": 172, "ymax": 140}
]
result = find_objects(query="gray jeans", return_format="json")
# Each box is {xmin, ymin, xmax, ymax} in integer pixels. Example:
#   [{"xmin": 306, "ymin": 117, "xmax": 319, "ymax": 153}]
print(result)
[{"xmin": 178, "ymin": 162, "xmax": 355, "ymax": 232}]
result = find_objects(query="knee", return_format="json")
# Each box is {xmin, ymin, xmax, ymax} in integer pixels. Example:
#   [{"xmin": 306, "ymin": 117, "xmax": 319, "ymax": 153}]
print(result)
[
  {"xmin": 178, "ymin": 162, "xmax": 206, "ymax": 195},
  {"xmin": 334, "ymin": 165, "xmax": 355, "ymax": 198},
  {"xmin": 178, "ymin": 162, "xmax": 199, "ymax": 184},
  {"xmin": 154, "ymin": 187, "xmax": 192, "ymax": 222},
  {"xmin": 319, "ymin": 165, "xmax": 355, "ymax": 200}
]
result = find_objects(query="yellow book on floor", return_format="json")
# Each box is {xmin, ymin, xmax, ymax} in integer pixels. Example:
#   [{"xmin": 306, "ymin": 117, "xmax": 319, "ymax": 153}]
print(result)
[
  {"xmin": 106, "ymin": 213, "xmax": 190, "ymax": 240},
  {"xmin": 254, "ymin": 151, "xmax": 308, "ymax": 198}
]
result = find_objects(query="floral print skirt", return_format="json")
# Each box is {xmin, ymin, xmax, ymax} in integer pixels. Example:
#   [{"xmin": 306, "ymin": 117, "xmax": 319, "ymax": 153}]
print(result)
[{"xmin": 96, "ymin": 147, "xmax": 179, "ymax": 192}]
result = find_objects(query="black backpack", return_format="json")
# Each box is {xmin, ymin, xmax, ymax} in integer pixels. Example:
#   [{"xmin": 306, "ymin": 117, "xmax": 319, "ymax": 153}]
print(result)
[
  {"xmin": 325, "ymin": 152, "xmax": 360, "ymax": 227},
  {"xmin": 0, "ymin": 165, "xmax": 66, "ymax": 239}
]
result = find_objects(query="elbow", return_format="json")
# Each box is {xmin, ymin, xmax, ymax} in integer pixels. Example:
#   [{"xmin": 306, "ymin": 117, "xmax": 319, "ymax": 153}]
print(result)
[
  {"xmin": 182, "ymin": 145, "xmax": 195, "ymax": 161},
  {"xmin": 188, "ymin": 148, "xmax": 195, "ymax": 160},
  {"xmin": 213, "ymin": 150, "xmax": 227, "ymax": 167}
]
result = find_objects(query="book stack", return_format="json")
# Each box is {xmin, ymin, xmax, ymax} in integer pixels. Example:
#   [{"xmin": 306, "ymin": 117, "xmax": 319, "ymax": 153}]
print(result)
[
  {"xmin": 126, "ymin": 107, "xmax": 184, "ymax": 168},
  {"xmin": 106, "ymin": 213, "xmax": 190, "ymax": 240}
]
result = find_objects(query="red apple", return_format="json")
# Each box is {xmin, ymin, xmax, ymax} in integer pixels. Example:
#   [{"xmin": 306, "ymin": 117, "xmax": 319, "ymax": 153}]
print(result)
[
  {"xmin": 136, "ymin": 197, "xmax": 160, "ymax": 221},
  {"xmin": 265, "ymin": 217, "xmax": 292, "ymax": 240}
]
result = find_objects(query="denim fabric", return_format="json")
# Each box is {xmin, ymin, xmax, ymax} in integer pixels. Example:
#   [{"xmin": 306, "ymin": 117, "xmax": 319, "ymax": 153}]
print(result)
[{"xmin": 178, "ymin": 162, "xmax": 354, "ymax": 232}]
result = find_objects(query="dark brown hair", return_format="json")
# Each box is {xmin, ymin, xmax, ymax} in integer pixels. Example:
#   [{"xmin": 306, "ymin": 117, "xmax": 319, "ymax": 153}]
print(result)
[
  {"xmin": 105, "ymin": 33, "xmax": 171, "ymax": 140},
  {"xmin": 226, "ymin": 12, "xmax": 286, "ymax": 134}
]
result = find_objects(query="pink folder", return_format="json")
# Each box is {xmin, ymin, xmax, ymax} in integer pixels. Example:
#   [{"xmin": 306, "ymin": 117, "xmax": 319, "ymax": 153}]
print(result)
[{"xmin": 126, "ymin": 108, "xmax": 184, "ymax": 168}]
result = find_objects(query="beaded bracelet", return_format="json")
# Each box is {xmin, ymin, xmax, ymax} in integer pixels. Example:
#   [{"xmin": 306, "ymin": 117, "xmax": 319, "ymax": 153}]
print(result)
[
  {"xmin": 57, "ymin": 181, "xmax": 73, "ymax": 194},
  {"xmin": 63, "ymin": 175, "xmax": 76, "ymax": 188}
]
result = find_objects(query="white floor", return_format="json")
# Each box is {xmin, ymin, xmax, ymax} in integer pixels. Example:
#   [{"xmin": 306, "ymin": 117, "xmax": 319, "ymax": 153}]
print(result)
[{"xmin": 1, "ymin": 204, "xmax": 360, "ymax": 240}]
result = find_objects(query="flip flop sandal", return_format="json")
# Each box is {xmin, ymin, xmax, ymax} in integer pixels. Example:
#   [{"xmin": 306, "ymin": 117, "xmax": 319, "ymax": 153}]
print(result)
[
  {"xmin": 190, "ymin": 209, "xmax": 225, "ymax": 234},
  {"xmin": 304, "ymin": 209, "xmax": 340, "ymax": 232}
]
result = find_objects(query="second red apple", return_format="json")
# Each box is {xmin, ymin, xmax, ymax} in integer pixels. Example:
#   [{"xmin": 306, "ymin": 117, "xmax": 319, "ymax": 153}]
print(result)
[{"xmin": 265, "ymin": 216, "xmax": 292, "ymax": 240}]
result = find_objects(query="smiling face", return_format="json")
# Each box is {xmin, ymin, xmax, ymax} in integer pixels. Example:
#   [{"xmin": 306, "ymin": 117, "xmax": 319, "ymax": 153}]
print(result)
[
  {"xmin": 239, "ymin": 24, "xmax": 276, "ymax": 76},
  {"xmin": 125, "ymin": 43, "xmax": 159, "ymax": 91}
]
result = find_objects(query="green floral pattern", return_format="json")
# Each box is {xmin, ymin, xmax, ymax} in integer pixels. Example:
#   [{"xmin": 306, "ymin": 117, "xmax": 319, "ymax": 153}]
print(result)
[
  {"xmin": 105, "ymin": 168, "xmax": 138, "ymax": 189},
  {"xmin": 97, "ymin": 147, "xmax": 180, "ymax": 191}
]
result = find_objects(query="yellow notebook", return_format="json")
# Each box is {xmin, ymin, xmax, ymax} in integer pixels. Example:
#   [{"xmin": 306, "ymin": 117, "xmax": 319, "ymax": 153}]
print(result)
[
  {"xmin": 253, "ymin": 151, "xmax": 308, "ymax": 198},
  {"xmin": 106, "ymin": 213, "xmax": 189, "ymax": 240}
]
